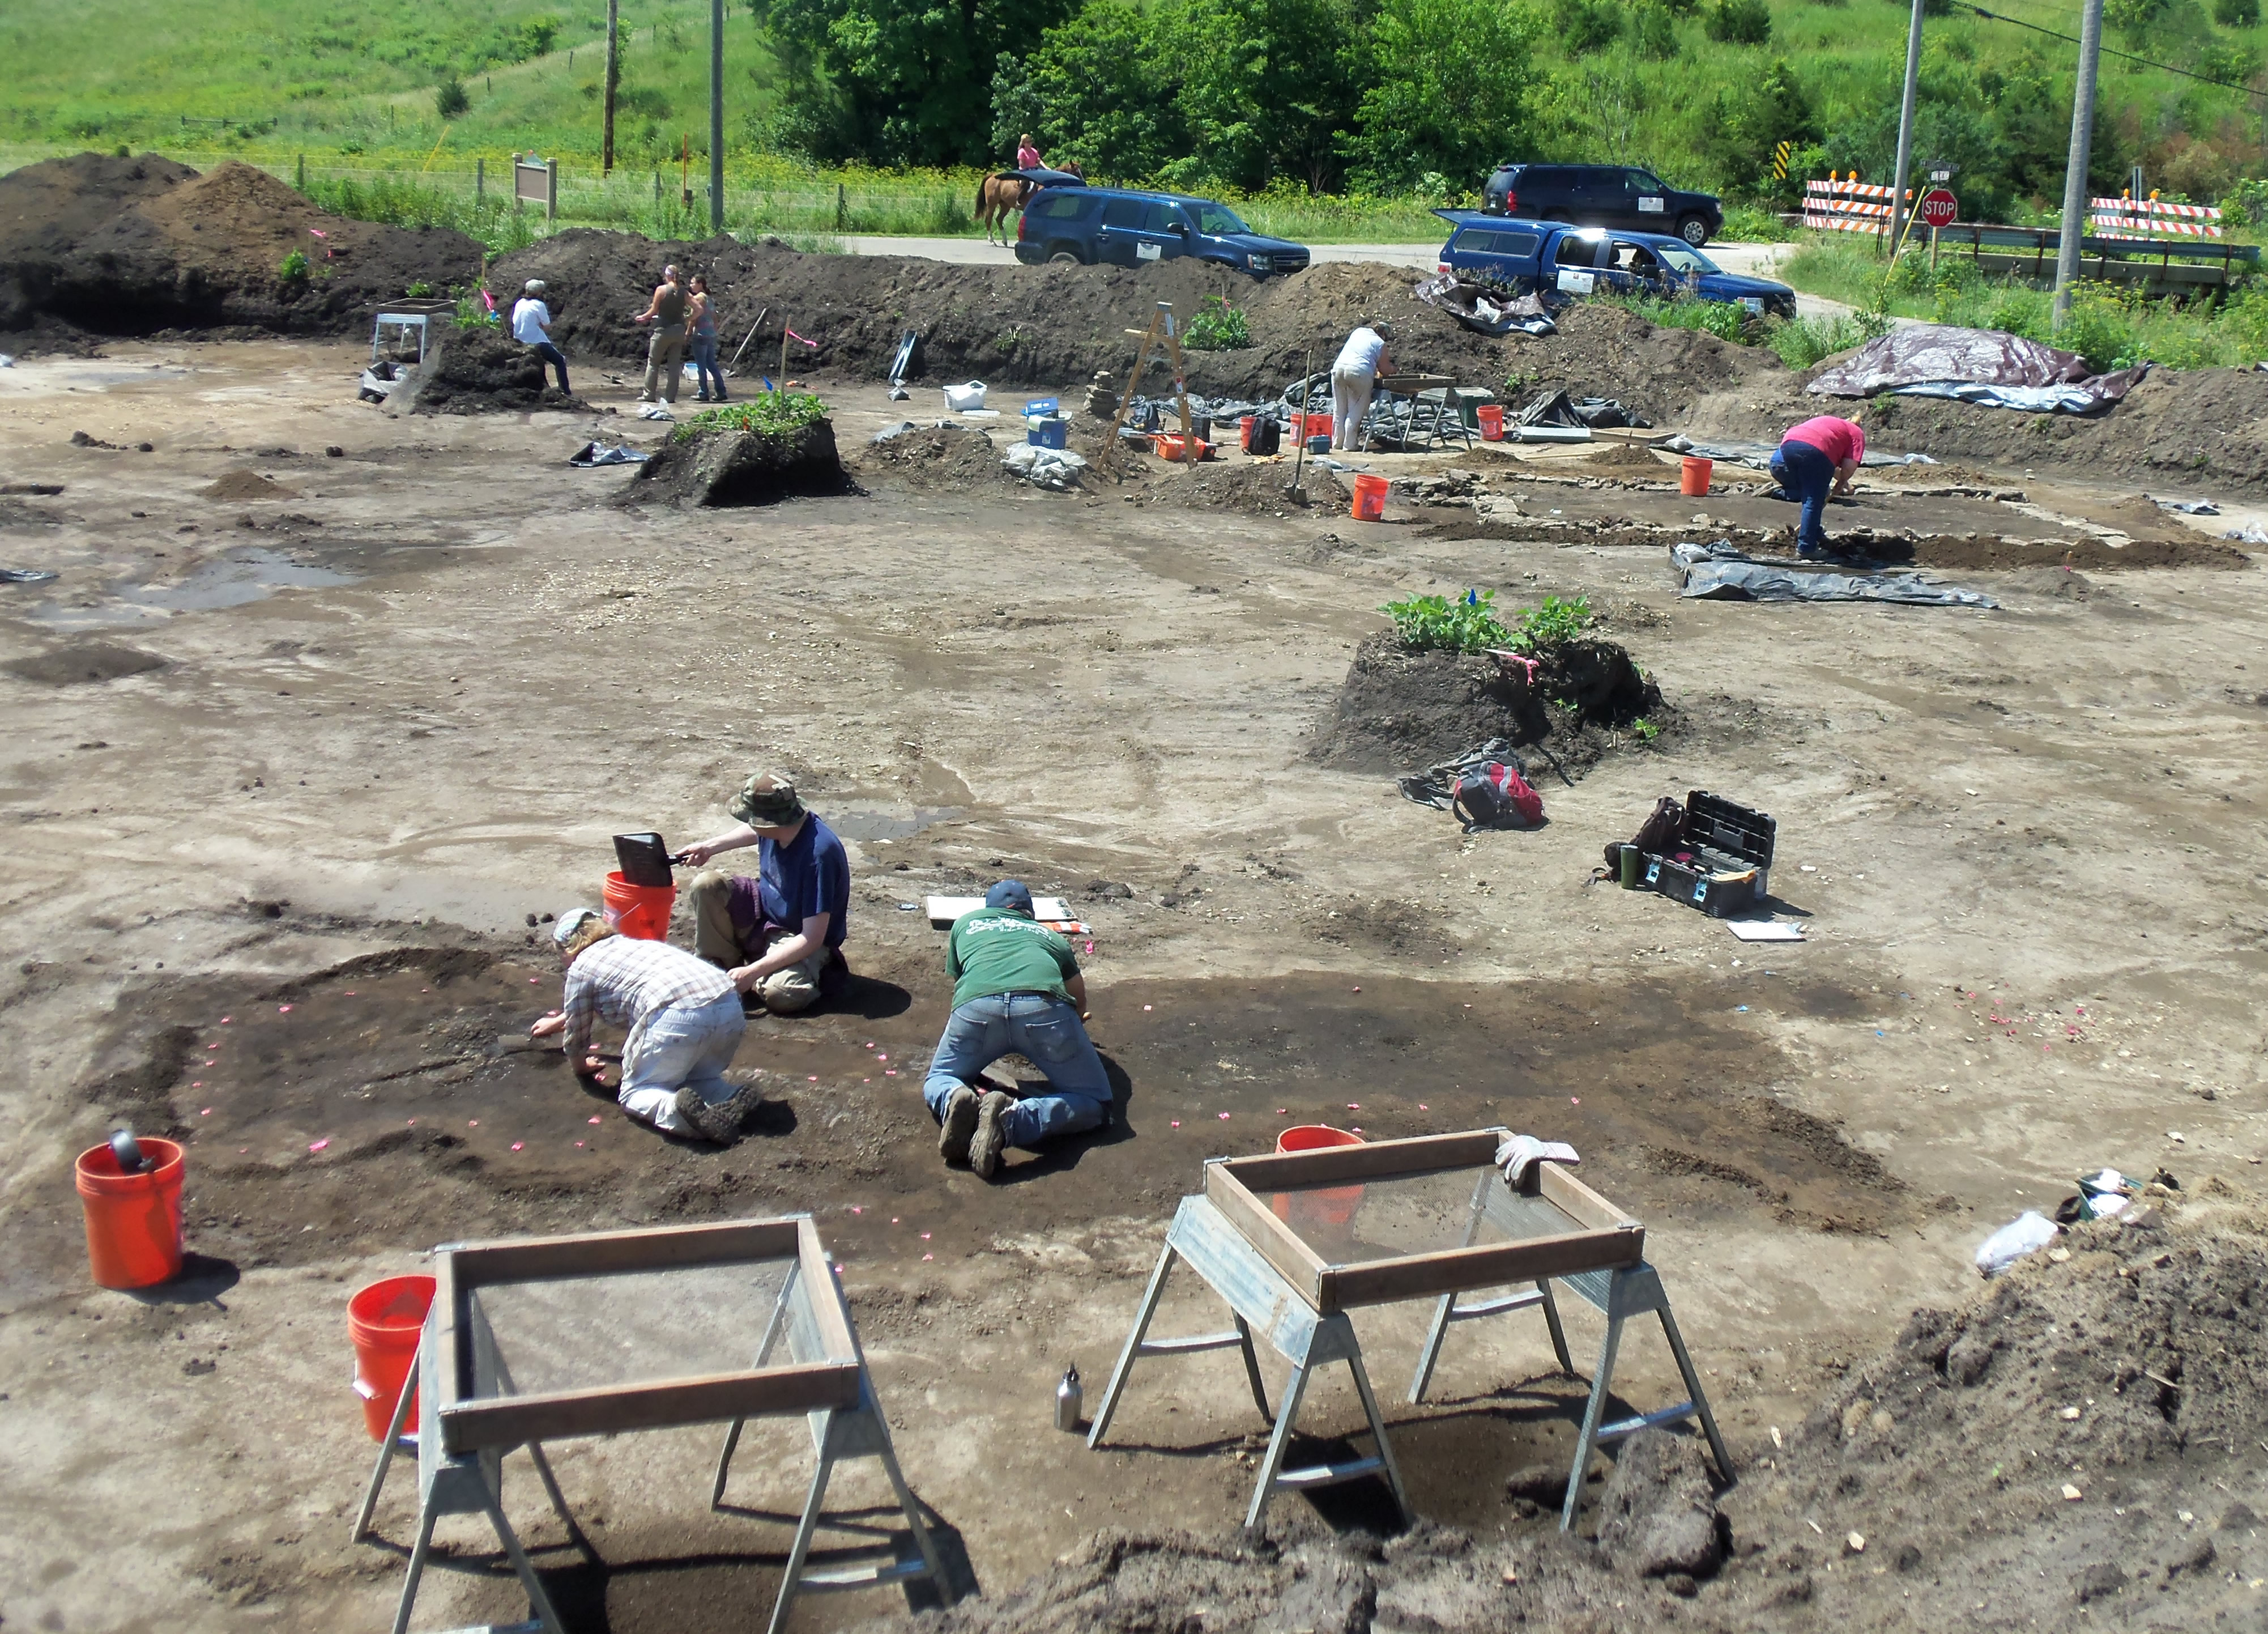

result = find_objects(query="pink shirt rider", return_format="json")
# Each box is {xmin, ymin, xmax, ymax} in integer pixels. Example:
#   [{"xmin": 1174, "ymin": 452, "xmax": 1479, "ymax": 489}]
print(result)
[
  {"xmin": 1017, "ymin": 142, "xmax": 1042, "ymax": 170},
  {"xmin": 1782, "ymin": 416, "xmax": 1865, "ymax": 467}
]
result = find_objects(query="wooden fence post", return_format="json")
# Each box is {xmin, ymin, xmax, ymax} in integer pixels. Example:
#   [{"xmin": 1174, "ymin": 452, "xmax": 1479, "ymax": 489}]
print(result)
[{"xmin": 547, "ymin": 160, "xmax": 559, "ymax": 222}]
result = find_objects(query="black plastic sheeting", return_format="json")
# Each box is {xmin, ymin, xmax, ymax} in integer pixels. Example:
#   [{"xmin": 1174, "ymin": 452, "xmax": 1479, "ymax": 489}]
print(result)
[
  {"xmin": 1806, "ymin": 324, "xmax": 2147, "ymax": 413},
  {"xmin": 1662, "ymin": 433, "xmax": 1936, "ymax": 469},
  {"xmin": 1520, "ymin": 388, "xmax": 1651, "ymax": 430},
  {"xmin": 1412, "ymin": 272, "xmax": 1558, "ymax": 337},
  {"xmin": 1670, "ymin": 541, "xmax": 1997, "ymax": 607}
]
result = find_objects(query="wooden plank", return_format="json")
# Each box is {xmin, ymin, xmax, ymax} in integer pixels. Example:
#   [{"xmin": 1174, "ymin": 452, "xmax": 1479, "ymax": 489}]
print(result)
[
  {"xmin": 1323, "ymin": 1226, "xmax": 1644, "ymax": 1311},
  {"xmin": 438, "ymin": 1360, "xmax": 863, "ymax": 1453},
  {"xmin": 1218, "ymin": 1129, "xmax": 1506, "ymax": 1192},
  {"xmin": 1538, "ymin": 1164, "xmax": 1640, "ymax": 1232},
  {"xmin": 434, "ymin": 1249, "xmax": 465, "ymax": 1419},
  {"xmin": 451, "ymin": 1217, "xmax": 804, "ymax": 1286},
  {"xmin": 796, "ymin": 1218, "xmax": 859, "ymax": 1364},
  {"xmin": 1204, "ymin": 1163, "xmax": 1328, "ymax": 1307}
]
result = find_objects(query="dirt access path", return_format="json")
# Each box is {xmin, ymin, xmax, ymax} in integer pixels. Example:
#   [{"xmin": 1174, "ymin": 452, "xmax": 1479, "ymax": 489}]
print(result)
[{"xmin": 0, "ymin": 340, "xmax": 2263, "ymax": 1634}]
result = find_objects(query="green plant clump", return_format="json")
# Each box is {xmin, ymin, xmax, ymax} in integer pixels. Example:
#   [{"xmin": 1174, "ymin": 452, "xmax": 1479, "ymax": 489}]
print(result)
[
  {"xmin": 1508, "ymin": 594, "xmax": 1595, "ymax": 653},
  {"xmin": 278, "ymin": 247, "xmax": 308, "ymax": 282},
  {"xmin": 672, "ymin": 391, "xmax": 830, "ymax": 442},
  {"xmin": 1381, "ymin": 589, "xmax": 1510, "ymax": 654},
  {"xmin": 1183, "ymin": 293, "xmax": 1252, "ymax": 350},
  {"xmin": 456, "ymin": 291, "xmax": 499, "ymax": 327},
  {"xmin": 1763, "ymin": 310, "xmax": 1892, "ymax": 369}
]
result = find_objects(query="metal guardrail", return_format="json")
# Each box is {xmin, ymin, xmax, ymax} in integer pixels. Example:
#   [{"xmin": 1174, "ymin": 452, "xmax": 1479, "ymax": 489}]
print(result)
[{"xmin": 1932, "ymin": 221, "xmax": 2257, "ymax": 263}]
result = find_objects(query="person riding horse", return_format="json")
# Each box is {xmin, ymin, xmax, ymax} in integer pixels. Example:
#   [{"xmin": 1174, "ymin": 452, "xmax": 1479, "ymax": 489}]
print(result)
[{"xmin": 976, "ymin": 158, "xmax": 1086, "ymax": 246}]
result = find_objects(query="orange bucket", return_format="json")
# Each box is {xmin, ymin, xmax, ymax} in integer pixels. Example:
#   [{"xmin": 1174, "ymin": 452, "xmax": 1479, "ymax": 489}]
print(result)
[
  {"xmin": 1272, "ymin": 1125, "xmax": 1366, "ymax": 1229},
  {"xmin": 1351, "ymin": 473, "xmax": 1389, "ymax": 521},
  {"xmin": 1679, "ymin": 455, "xmax": 1713, "ymax": 497},
  {"xmin": 602, "ymin": 869, "xmax": 676, "ymax": 940},
  {"xmin": 1476, "ymin": 403, "xmax": 1505, "ymax": 441},
  {"xmin": 349, "ymin": 1274, "xmax": 436, "ymax": 1441},
  {"xmin": 75, "ymin": 1137, "xmax": 185, "ymax": 1290}
]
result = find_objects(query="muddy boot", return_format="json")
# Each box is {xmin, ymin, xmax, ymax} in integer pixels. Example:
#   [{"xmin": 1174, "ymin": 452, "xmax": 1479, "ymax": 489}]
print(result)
[
  {"xmin": 937, "ymin": 1084, "xmax": 979, "ymax": 1165},
  {"xmin": 969, "ymin": 1090, "xmax": 1014, "ymax": 1180},
  {"xmin": 675, "ymin": 1084, "xmax": 747, "ymax": 1145}
]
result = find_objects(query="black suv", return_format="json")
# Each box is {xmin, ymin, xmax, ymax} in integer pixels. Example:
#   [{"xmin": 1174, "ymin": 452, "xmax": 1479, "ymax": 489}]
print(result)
[{"xmin": 1481, "ymin": 163, "xmax": 1723, "ymax": 247}]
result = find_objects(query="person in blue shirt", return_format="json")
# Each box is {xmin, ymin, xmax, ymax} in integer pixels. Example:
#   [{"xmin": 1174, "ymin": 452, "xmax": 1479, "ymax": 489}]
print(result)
[{"xmin": 679, "ymin": 772, "xmax": 850, "ymax": 1015}]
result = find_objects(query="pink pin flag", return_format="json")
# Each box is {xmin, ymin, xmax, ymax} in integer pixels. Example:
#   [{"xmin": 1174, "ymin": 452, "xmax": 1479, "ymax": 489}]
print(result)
[
  {"xmin": 308, "ymin": 1138, "xmax": 330, "ymax": 1152},
  {"xmin": 278, "ymin": 1004, "xmax": 293, "ymax": 1012},
  {"xmin": 589, "ymin": 1116, "xmax": 603, "ymax": 1125},
  {"xmin": 511, "ymin": 1142, "xmax": 524, "ymax": 1151}
]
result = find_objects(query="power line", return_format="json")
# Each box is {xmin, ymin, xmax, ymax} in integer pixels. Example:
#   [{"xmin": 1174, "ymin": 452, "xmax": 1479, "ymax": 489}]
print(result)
[{"xmin": 1959, "ymin": 2, "xmax": 2268, "ymax": 102}]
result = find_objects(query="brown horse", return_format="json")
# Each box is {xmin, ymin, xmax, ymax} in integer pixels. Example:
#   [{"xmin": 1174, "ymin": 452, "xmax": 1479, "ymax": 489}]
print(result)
[{"xmin": 976, "ymin": 160, "xmax": 1085, "ymax": 246}]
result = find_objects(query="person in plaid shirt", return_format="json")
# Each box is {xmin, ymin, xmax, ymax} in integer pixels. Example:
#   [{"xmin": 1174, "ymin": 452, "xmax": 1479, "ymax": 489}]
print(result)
[{"xmin": 530, "ymin": 909, "xmax": 758, "ymax": 1142}]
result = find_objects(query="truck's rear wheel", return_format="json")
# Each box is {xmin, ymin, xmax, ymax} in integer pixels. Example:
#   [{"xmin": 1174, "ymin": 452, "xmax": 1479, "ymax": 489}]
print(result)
[{"xmin": 1677, "ymin": 214, "xmax": 1710, "ymax": 247}]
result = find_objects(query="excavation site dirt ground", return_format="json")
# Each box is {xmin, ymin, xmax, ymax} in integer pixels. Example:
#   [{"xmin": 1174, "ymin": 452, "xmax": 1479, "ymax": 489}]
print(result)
[{"xmin": 3, "ymin": 292, "xmax": 2267, "ymax": 1634}]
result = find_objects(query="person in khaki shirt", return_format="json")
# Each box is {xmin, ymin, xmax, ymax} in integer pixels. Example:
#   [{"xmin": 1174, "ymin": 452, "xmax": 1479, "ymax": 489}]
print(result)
[{"xmin": 633, "ymin": 262, "xmax": 688, "ymax": 403}]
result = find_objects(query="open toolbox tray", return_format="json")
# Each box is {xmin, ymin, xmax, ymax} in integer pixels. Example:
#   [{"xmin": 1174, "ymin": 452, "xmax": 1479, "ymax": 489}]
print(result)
[{"xmin": 1643, "ymin": 791, "xmax": 1775, "ymax": 917}]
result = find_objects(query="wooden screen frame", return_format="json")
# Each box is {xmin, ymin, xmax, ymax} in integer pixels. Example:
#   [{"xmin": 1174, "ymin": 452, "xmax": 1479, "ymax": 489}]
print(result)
[
  {"xmin": 1204, "ymin": 1129, "xmax": 1643, "ymax": 1313},
  {"xmin": 434, "ymin": 1215, "xmax": 862, "ymax": 1454}
]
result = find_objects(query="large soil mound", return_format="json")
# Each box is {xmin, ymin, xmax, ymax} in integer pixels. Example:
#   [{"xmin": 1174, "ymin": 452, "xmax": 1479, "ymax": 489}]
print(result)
[
  {"xmin": 0, "ymin": 152, "xmax": 481, "ymax": 339},
  {"xmin": 1312, "ymin": 630, "xmax": 1666, "ymax": 780},
  {"xmin": 626, "ymin": 418, "xmax": 847, "ymax": 505},
  {"xmin": 398, "ymin": 324, "xmax": 591, "ymax": 415}
]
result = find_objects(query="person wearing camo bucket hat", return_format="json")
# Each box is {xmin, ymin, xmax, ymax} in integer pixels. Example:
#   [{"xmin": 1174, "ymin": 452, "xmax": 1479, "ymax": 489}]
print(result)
[{"xmin": 677, "ymin": 772, "xmax": 851, "ymax": 1015}]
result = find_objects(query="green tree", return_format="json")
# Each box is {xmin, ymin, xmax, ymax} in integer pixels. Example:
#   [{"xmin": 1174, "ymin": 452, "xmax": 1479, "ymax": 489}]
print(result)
[
  {"xmin": 2214, "ymin": 0, "xmax": 2259, "ymax": 25},
  {"xmin": 990, "ymin": 0, "xmax": 1185, "ymax": 180},
  {"xmin": 1704, "ymin": 0, "xmax": 1771, "ymax": 44},
  {"xmin": 1345, "ymin": 0, "xmax": 1544, "ymax": 190},
  {"xmin": 434, "ymin": 76, "xmax": 470, "ymax": 118},
  {"xmin": 1162, "ymin": 0, "xmax": 1364, "ymax": 192},
  {"xmin": 1698, "ymin": 56, "xmax": 1813, "ymax": 187},
  {"xmin": 1555, "ymin": 0, "xmax": 1622, "ymax": 54},
  {"xmin": 1629, "ymin": 1, "xmax": 1681, "ymax": 60},
  {"xmin": 753, "ymin": 0, "xmax": 1079, "ymax": 164}
]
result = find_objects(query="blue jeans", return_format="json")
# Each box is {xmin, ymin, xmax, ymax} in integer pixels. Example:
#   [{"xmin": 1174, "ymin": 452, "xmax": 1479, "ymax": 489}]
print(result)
[
  {"xmin": 690, "ymin": 333, "xmax": 726, "ymax": 398},
  {"xmin": 620, "ymin": 992, "xmax": 745, "ymax": 1134},
  {"xmin": 922, "ymin": 993, "xmax": 1110, "ymax": 1150},
  {"xmin": 530, "ymin": 341, "xmax": 570, "ymax": 395},
  {"xmin": 1768, "ymin": 439, "xmax": 1835, "ymax": 552}
]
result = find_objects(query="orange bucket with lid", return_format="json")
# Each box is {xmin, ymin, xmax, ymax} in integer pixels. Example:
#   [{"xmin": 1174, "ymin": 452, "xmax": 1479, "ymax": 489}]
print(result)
[{"xmin": 75, "ymin": 1137, "xmax": 185, "ymax": 1290}]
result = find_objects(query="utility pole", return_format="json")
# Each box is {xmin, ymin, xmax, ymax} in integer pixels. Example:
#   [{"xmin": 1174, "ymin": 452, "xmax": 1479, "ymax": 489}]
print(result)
[
  {"xmin": 603, "ymin": 0, "xmax": 620, "ymax": 176},
  {"xmin": 709, "ymin": 0, "xmax": 725, "ymax": 232},
  {"xmin": 1886, "ymin": 0, "xmax": 1925, "ymax": 258},
  {"xmin": 2054, "ymin": 0, "xmax": 2107, "ymax": 329}
]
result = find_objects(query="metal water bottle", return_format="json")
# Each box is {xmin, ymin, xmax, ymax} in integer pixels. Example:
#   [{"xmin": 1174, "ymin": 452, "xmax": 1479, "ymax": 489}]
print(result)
[{"xmin": 1055, "ymin": 1363, "xmax": 1082, "ymax": 1432}]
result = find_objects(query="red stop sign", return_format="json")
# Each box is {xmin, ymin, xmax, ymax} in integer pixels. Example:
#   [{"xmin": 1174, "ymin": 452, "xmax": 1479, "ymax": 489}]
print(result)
[{"xmin": 1919, "ymin": 188, "xmax": 1959, "ymax": 229}]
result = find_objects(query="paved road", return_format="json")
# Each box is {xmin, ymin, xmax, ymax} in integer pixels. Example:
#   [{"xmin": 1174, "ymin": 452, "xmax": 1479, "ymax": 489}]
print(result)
[{"xmin": 841, "ymin": 235, "xmax": 1853, "ymax": 320}]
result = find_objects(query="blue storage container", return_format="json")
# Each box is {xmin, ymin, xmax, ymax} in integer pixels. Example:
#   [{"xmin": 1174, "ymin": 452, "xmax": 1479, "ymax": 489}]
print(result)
[{"xmin": 1029, "ymin": 418, "xmax": 1069, "ymax": 449}]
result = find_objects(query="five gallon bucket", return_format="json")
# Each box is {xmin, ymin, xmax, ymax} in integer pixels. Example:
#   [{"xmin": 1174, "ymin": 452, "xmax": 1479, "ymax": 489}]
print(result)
[
  {"xmin": 1476, "ymin": 403, "xmax": 1506, "ymax": 442},
  {"xmin": 602, "ymin": 870, "xmax": 676, "ymax": 940},
  {"xmin": 75, "ymin": 1137, "xmax": 185, "ymax": 1289},
  {"xmin": 1272, "ymin": 1125, "xmax": 1366, "ymax": 1229},
  {"xmin": 1679, "ymin": 456, "xmax": 1713, "ymax": 497},
  {"xmin": 349, "ymin": 1274, "xmax": 436, "ymax": 1442},
  {"xmin": 1351, "ymin": 473, "xmax": 1389, "ymax": 521}
]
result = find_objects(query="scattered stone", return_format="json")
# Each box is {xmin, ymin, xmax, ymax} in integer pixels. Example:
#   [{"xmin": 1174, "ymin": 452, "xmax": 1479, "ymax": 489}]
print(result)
[
  {"xmin": 2075, "ymin": 1561, "xmax": 2126, "ymax": 1602},
  {"xmin": 1593, "ymin": 1429, "xmax": 1728, "ymax": 1580}
]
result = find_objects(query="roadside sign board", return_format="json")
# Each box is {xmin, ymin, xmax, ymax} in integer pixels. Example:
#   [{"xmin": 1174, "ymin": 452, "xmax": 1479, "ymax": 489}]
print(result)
[{"xmin": 1919, "ymin": 188, "xmax": 1959, "ymax": 229}]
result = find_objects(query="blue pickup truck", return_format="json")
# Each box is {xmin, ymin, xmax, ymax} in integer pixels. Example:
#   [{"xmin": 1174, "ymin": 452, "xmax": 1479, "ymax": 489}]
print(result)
[{"xmin": 1433, "ymin": 211, "xmax": 1796, "ymax": 320}]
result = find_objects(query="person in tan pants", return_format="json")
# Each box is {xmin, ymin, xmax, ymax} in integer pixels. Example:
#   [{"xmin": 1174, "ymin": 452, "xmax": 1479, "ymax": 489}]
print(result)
[
  {"xmin": 676, "ymin": 773, "xmax": 851, "ymax": 1015},
  {"xmin": 633, "ymin": 263, "xmax": 689, "ymax": 403}
]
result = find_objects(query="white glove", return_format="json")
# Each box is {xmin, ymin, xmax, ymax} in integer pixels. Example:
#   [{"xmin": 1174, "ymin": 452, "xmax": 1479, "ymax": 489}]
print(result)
[{"xmin": 1497, "ymin": 1134, "xmax": 1580, "ymax": 1186}]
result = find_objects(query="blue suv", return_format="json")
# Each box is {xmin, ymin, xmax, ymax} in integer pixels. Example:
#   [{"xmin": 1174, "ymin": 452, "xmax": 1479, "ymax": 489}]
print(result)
[{"xmin": 1014, "ymin": 186, "xmax": 1311, "ymax": 277}]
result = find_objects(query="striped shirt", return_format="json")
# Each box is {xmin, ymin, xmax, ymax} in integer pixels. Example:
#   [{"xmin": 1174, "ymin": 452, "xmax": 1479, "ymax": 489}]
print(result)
[{"xmin": 560, "ymin": 935, "xmax": 734, "ymax": 1058}]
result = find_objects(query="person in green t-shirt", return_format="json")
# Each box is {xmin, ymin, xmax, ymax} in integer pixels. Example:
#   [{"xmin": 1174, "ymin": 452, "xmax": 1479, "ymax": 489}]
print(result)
[{"xmin": 922, "ymin": 879, "xmax": 1112, "ymax": 1180}]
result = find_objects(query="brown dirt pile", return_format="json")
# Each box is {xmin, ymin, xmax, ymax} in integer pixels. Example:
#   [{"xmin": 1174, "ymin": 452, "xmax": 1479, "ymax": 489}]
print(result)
[
  {"xmin": 494, "ymin": 232, "xmax": 1553, "ymax": 397},
  {"xmin": 1571, "ymin": 439, "xmax": 1677, "ymax": 476},
  {"xmin": 627, "ymin": 419, "xmax": 847, "ymax": 506},
  {"xmin": 849, "ymin": 421, "xmax": 1028, "ymax": 493},
  {"xmin": 0, "ymin": 152, "xmax": 481, "ymax": 340},
  {"xmin": 199, "ymin": 469, "xmax": 296, "ymax": 501},
  {"xmin": 398, "ymin": 324, "xmax": 591, "ymax": 415},
  {"xmin": 1311, "ymin": 631, "xmax": 1667, "ymax": 780},
  {"xmin": 870, "ymin": 1181, "xmax": 2268, "ymax": 1634}
]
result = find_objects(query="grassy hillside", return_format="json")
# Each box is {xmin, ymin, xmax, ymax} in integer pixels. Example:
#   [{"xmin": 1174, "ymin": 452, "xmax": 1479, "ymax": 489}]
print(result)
[{"xmin": 3, "ymin": 0, "xmax": 2263, "ymax": 220}]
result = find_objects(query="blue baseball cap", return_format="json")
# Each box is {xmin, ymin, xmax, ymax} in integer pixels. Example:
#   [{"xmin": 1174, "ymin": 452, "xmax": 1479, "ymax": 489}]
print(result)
[{"xmin": 984, "ymin": 879, "xmax": 1034, "ymax": 916}]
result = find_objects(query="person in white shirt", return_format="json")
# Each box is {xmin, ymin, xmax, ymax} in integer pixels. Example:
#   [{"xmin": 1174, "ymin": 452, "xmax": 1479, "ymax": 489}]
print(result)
[
  {"xmin": 510, "ymin": 279, "xmax": 569, "ymax": 395},
  {"xmin": 1329, "ymin": 320, "xmax": 1392, "ymax": 452}
]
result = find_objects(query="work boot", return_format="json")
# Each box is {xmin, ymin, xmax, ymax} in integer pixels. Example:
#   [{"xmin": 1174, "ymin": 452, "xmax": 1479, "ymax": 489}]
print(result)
[
  {"xmin": 936, "ymin": 1084, "xmax": 979, "ymax": 1165},
  {"xmin": 675, "ymin": 1083, "xmax": 753, "ymax": 1144},
  {"xmin": 969, "ymin": 1090, "xmax": 1014, "ymax": 1181}
]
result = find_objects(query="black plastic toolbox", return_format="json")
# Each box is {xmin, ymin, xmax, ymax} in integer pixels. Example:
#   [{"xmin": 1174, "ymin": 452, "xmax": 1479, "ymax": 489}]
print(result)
[{"xmin": 1642, "ymin": 791, "xmax": 1775, "ymax": 917}]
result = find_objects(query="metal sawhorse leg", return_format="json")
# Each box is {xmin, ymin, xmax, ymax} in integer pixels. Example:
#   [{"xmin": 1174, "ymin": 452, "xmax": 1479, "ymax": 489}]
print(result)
[
  {"xmin": 710, "ymin": 1258, "xmax": 950, "ymax": 1634},
  {"xmin": 1404, "ymin": 1250, "xmax": 1732, "ymax": 1529},
  {"xmin": 1086, "ymin": 1195, "xmax": 1409, "ymax": 1531},
  {"xmin": 352, "ymin": 1319, "xmax": 576, "ymax": 1634}
]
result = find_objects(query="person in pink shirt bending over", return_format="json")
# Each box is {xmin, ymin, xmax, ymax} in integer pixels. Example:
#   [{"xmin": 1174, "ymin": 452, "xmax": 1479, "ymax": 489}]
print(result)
[{"xmin": 1770, "ymin": 414, "xmax": 1865, "ymax": 558}]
